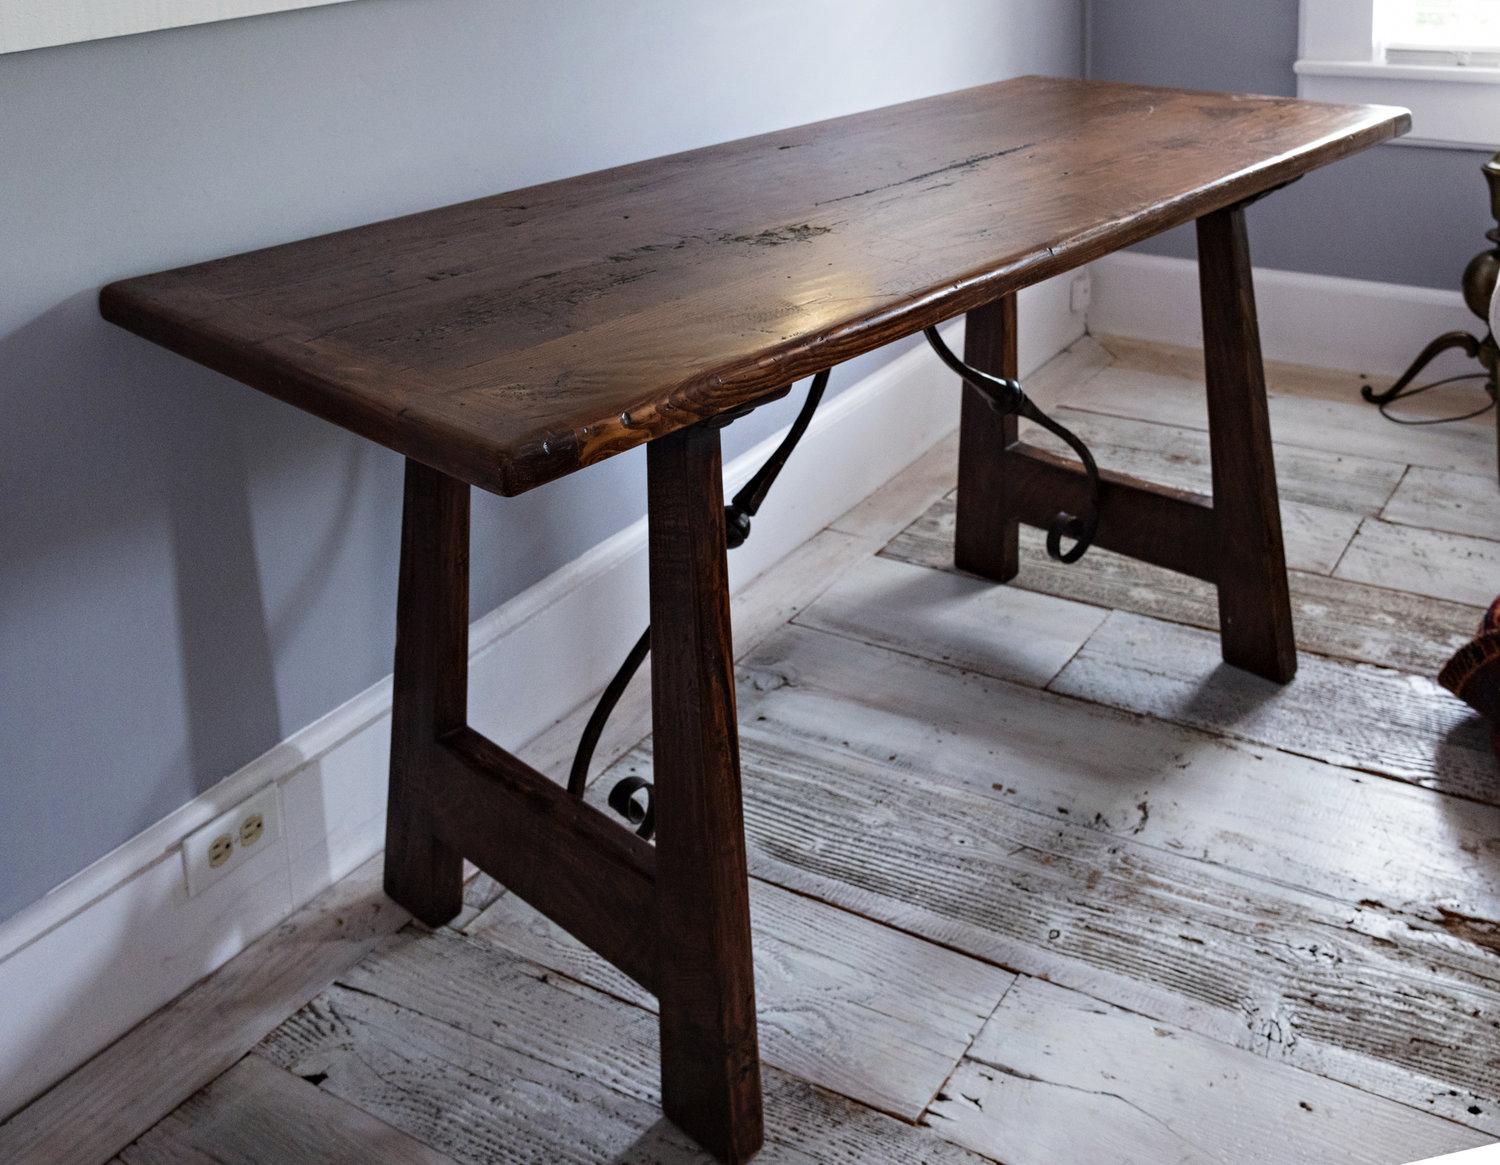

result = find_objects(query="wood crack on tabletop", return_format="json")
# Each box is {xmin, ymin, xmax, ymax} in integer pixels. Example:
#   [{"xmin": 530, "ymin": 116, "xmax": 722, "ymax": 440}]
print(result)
[{"xmin": 815, "ymin": 143, "xmax": 1038, "ymax": 206}]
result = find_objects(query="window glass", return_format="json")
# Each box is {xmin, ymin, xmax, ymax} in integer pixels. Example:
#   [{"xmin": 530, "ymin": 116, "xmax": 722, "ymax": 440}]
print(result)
[{"xmin": 1380, "ymin": 0, "xmax": 1500, "ymax": 49}]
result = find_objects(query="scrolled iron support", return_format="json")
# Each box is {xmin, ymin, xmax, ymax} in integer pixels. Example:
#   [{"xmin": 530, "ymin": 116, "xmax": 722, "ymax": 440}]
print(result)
[
  {"xmin": 922, "ymin": 325, "xmax": 1101, "ymax": 563},
  {"xmin": 606, "ymin": 774, "xmax": 656, "ymax": 838},
  {"xmin": 568, "ymin": 368, "xmax": 833, "ymax": 837}
]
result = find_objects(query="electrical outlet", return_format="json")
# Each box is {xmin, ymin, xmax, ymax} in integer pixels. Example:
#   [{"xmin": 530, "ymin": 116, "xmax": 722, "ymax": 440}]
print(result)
[
  {"xmin": 181, "ymin": 784, "xmax": 281, "ymax": 897},
  {"xmin": 1070, "ymin": 270, "xmax": 1092, "ymax": 314}
]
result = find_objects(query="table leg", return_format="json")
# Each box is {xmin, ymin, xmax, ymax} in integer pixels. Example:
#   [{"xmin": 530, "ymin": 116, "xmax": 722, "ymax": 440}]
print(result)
[
  {"xmin": 955, "ymin": 294, "xmax": 1020, "ymax": 581},
  {"xmin": 1197, "ymin": 205, "xmax": 1298, "ymax": 683},
  {"xmin": 384, "ymin": 459, "xmax": 467, "ymax": 926},
  {"xmin": 647, "ymin": 426, "xmax": 763, "ymax": 1163}
]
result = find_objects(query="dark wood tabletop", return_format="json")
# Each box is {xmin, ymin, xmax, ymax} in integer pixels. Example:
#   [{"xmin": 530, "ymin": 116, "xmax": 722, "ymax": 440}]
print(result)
[{"xmin": 100, "ymin": 75, "xmax": 1407, "ymax": 496}]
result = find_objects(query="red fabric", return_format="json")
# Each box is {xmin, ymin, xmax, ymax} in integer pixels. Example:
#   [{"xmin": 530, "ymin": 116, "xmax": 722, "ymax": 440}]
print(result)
[{"xmin": 1439, "ymin": 596, "xmax": 1500, "ymax": 763}]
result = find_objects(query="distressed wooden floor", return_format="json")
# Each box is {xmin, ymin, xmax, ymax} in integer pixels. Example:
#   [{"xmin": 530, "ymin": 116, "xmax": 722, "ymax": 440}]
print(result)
[{"xmin": 11, "ymin": 334, "xmax": 1500, "ymax": 1164}]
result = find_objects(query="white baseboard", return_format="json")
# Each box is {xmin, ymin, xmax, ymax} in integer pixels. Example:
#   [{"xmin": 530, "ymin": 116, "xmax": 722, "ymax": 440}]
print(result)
[
  {"xmin": 0, "ymin": 276, "xmax": 1084, "ymax": 1120},
  {"xmin": 1089, "ymin": 251, "xmax": 1477, "ymax": 378}
]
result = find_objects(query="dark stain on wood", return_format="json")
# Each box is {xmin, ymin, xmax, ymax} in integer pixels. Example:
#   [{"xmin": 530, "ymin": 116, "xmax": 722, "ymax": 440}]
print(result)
[
  {"xmin": 813, "ymin": 143, "xmax": 1038, "ymax": 206},
  {"xmin": 1436, "ymin": 907, "xmax": 1500, "ymax": 957}
]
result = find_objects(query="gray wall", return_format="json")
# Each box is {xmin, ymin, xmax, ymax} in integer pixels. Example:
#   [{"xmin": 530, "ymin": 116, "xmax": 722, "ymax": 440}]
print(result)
[
  {"xmin": 0, "ymin": 0, "xmax": 1084, "ymax": 922},
  {"xmin": 1087, "ymin": 0, "xmax": 1493, "ymax": 289}
]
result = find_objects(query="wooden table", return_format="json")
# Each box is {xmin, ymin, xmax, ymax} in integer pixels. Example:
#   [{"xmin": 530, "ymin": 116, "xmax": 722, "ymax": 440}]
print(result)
[{"xmin": 101, "ymin": 76, "xmax": 1407, "ymax": 1162}]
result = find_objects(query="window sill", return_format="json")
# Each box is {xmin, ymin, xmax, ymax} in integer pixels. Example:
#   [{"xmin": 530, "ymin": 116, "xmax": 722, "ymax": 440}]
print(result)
[{"xmin": 1295, "ymin": 58, "xmax": 1500, "ymax": 150}]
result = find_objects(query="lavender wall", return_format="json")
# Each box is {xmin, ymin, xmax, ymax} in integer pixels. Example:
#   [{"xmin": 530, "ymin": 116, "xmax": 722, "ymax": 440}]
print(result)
[
  {"xmin": 0, "ymin": 0, "xmax": 1085, "ymax": 923},
  {"xmin": 1087, "ymin": 0, "xmax": 1492, "ymax": 290}
]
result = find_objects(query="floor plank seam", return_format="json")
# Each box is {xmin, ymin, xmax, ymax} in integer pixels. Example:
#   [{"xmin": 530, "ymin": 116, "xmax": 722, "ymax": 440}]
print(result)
[
  {"xmin": 953, "ymin": 963, "xmax": 1499, "ymax": 1144},
  {"xmin": 251, "ymin": 1052, "xmax": 468, "ymax": 1165},
  {"xmin": 1041, "ymin": 617, "xmax": 1096, "ymax": 687},
  {"xmin": 1374, "ymin": 462, "xmax": 1416, "ymax": 520},
  {"xmin": 315, "ymin": 959, "xmax": 663, "ymax": 1095},
  {"xmin": 1326, "ymin": 512, "xmax": 1375, "ymax": 579},
  {"xmin": 307, "ymin": 929, "xmax": 986, "ymax": 1145},
  {"xmin": 914, "ymin": 973, "xmax": 1025, "ymax": 1126},
  {"xmin": 737, "ymin": 869, "xmax": 1040, "ymax": 987},
  {"xmin": 1033, "ymin": 667, "xmax": 1496, "ymax": 811},
  {"xmin": 1379, "ymin": 513, "xmax": 1500, "ymax": 548}
]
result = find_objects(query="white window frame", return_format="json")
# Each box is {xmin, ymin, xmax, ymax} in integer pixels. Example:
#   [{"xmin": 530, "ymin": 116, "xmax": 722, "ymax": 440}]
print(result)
[
  {"xmin": 0, "ymin": 0, "xmax": 363, "ymax": 55},
  {"xmin": 1296, "ymin": 0, "xmax": 1500, "ymax": 149}
]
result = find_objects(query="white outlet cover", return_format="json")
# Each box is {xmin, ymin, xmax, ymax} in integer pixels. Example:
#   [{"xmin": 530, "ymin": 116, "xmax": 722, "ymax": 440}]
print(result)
[
  {"xmin": 1069, "ymin": 271, "xmax": 1092, "ymax": 314},
  {"xmin": 180, "ymin": 783, "xmax": 282, "ymax": 897}
]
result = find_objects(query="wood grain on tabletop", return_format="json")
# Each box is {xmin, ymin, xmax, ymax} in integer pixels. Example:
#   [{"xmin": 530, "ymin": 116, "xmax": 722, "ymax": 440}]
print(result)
[{"xmin": 100, "ymin": 77, "xmax": 1406, "ymax": 496}]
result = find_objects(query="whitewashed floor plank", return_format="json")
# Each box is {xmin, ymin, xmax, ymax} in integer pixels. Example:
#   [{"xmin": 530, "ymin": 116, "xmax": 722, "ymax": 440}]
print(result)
[
  {"xmin": 1382, "ymin": 466, "xmax": 1500, "ymax": 543},
  {"xmin": 1097, "ymin": 333, "xmax": 1478, "ymax": 419},
  {"xmin": 1277, "ymin": 498, "xmax": 1363, "ymax": 574},
  {"xmin": 733, "ymin": 623, "xmax": 1500, "ymax": 920},
  {"xmin": 1060, "ymin": 364, "xmax": 1496, "ymax": 476},
  {"xmin": 265, "ymin": 972, "xmax": 683, "ymax": 1164},
  {"xmin": 0, "ymin": 857, "xmax": 408, "ymax": 1165},
  {"xmin": 828, "ymin": 431, "xmax": 959, "ymax": 542},
  {"xmin": 794, "ymin": 553, "xmax": 1107, "ymax": 687},
  {"xmin": 1099, "ymin": 333, "xmax": 1490, "ymax": 445},
  {"xmin": 927, "ymin": 978, "xmax": 1484, "ymax": 1165},
  {"xmin": 882, "ymin": 500, "xmax": 1481, "ymax": 675},
  {"xmin": 707, "ymin": 717, "xmax": 1500, "ymax": 1133},
  {"xmin": 261, "ymin": 936, "xmax": 1001, "ymax": 1164},
  {"xmin": 464, "ymin": 893, "xmax": 656, "ymax": 1010},
  {"xmin": 1336, "ymin": 517, "xmax": 1500, "ymax": 609},
  {"xmin": 1047, "ymin": 610, "xmax": 1493, "ymax": 802},
  {"xmin": 466, "ymin": 877, "xmax": 1015, "ymax": 1121},
  {"xmin": 1021, "ymin": 332, "xmax": 1115, "ymax": 408},
  {"xmin": 118, "ymin": 1054, "xmax": 454, "ymax": 1165},
  {"xmin": 1023, "ymin": 407, "xmax": 1407, "ymax": 516}
]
